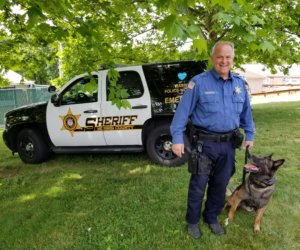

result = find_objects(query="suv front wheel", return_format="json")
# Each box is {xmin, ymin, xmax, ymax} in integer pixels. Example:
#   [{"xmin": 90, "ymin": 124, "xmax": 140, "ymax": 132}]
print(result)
[
  {"xmin": 146, "ymin": 123, "xmax": 188, "ymax": 167},
  {"xmin": 16, "ymin": 128, "xmax": 50, "ymax": 164}
]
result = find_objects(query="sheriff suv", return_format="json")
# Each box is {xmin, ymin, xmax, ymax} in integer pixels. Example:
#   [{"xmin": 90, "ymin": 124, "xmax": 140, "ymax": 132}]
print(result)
[{"xmin": 3, "ymin": 60, "xmax": 207, "ymax": 166}]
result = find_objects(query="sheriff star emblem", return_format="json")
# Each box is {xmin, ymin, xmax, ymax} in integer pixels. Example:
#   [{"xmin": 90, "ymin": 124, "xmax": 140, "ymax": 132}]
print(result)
[
  {"xmin": 59, "ymin": 108, "xmax": 81, "ymax": 136},
  {"xmin": 235, "ymin": 86, "xmax": 241, "ymax": 94}
]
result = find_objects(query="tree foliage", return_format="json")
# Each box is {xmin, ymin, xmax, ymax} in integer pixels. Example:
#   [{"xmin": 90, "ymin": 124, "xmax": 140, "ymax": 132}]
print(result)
[
  {"xmin": 156, "ymin": 0, "xmax": 299, "ymax": 72},
  {"xmin": 0, "ymin": 73, "xmax": 12, "ymax": 87},
  {"xmin": 0, "ymin": 0, "xmax": 299, "ymax": 87}
]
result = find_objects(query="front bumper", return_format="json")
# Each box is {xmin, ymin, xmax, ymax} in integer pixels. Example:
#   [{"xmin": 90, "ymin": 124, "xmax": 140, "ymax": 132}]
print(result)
[{"xmin": 2, "ymin": 129, "xmax": 13, "ymax": 152}]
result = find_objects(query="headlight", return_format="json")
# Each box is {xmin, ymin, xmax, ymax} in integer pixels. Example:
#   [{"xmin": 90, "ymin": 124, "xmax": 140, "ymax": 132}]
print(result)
[
  {"xmin": 4, "ymin": 115, "xmax": 11, "ymax": 129},
  {"xmin": 4, "ymin": 116, "xmax": 8, "ymax": 129}
]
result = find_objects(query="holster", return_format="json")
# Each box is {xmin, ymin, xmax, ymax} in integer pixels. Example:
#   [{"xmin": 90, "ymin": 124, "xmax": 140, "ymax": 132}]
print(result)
[
  {"xmin": 188, "ymin": 142, "xmax": 212, "ymax": 175},
  {"xmin": 233, "ymin": 129, "xmax": 244, "ymax": 149}
]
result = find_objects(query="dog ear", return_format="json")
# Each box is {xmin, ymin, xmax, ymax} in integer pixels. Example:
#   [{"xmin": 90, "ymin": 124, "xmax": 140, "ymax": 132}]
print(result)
[
  {"xmin": 267, "ymin": 154, "xmax": 273, "ymax": 159},
  {"xmin": 272, "ymin": 159, "xmax": 285, "ymax": 171}
]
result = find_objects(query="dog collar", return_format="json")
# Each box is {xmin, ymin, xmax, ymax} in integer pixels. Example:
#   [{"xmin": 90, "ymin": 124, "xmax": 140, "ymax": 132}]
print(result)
[{"xmin": 250, "ymin": 176, "xmax": 276, "ymax": 188}]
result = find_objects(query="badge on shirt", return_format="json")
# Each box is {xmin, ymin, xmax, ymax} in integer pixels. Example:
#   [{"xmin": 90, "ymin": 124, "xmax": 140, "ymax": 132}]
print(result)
[
  {"xmin": 234, "ymin": 86, "xmax": 241, "ymax": 94},
  {"xmin": 187, "ymin": 81, "xmax": 195, "ymax": 90}
]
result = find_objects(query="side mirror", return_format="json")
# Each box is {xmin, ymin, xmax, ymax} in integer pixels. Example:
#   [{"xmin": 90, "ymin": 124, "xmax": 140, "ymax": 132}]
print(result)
[
  {"xmin": 50, "ymin": 94, "xmax": 60, "ymax": 106},
  {"xmin": 48, "ymin": 85, "xmax": 57, "ymax": 93}
]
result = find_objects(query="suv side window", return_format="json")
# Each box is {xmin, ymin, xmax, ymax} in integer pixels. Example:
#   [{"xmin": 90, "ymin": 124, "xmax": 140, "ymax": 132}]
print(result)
[
  {"xmin": 107, "ymin": 71, "xmax": 144, "ymax": 100},
  {"xmin": 61, "ymin": 76, "xmax": 98, "ymax": 105}
]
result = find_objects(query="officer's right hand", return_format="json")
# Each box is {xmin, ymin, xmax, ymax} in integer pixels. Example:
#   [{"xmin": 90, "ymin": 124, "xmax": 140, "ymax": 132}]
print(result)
[{"xmin": 172, "ymin": 143, "xmax": 185, "ymax": 158}]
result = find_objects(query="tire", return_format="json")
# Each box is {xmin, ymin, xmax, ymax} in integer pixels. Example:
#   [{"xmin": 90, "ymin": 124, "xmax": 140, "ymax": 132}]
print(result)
[
  {"xmin": 16, "ymin": 128, "xmax": 50, "ymax": 164},
  {"xmin": 146, "ymin": 123, "xmax": 188, "ymax": 167}
]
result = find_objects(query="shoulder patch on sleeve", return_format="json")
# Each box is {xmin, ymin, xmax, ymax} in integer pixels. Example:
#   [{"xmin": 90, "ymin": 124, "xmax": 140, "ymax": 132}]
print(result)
[{"xmin": 187, "ymin": 81, "xmax": 195, "ymax": 90}]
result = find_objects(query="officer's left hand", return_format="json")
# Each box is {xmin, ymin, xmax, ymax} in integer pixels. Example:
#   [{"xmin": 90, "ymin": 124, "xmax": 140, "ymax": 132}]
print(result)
[
  {"xmin": 244, "ymin": 141, "xmax": 254, "ymax": 149},
  {"xmin": 172, "ymin": 143, "xmax": 185, "ymax": 158}
]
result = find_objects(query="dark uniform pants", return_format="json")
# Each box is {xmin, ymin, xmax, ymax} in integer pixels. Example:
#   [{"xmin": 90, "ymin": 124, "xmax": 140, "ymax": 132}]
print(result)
[{"xmin": 186, "ymin": 141, "xmax": 235, "ymax": 224}]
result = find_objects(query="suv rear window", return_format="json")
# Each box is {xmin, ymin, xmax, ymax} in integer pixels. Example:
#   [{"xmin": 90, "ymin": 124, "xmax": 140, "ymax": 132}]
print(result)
[{"xmin": 106, "ymin": 71, "xmax": 144, "ymax": 100}]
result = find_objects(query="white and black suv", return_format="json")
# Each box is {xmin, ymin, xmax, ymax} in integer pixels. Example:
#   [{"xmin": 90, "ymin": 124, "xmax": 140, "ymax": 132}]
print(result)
[{"xmin": 3, "ymin": 60, "xmax": 206, "ymax": 166}]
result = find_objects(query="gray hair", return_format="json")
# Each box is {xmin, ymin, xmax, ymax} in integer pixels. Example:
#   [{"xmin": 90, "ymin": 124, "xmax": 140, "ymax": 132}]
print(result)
[{"xmin": 211, "ymin": 41, "xmax": 235, "ymax": 57}]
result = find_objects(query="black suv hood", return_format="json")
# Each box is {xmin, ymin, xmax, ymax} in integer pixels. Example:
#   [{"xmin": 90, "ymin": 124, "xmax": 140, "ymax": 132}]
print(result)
[{"xmin": 5, "ymin": 101, "xmax": 48, "ymax": 127}]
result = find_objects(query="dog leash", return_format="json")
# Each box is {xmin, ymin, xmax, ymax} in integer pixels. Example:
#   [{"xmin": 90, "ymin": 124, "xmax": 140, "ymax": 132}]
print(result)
[{"xmin": 242, "ymin": 146, "xmax": 251, "ymax": 184}]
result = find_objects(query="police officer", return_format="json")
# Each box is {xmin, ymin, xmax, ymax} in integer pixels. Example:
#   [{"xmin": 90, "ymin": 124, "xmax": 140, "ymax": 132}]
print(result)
[{"xmin": 170, "ymin": 41, "xmax": 255, "ymax": 239}]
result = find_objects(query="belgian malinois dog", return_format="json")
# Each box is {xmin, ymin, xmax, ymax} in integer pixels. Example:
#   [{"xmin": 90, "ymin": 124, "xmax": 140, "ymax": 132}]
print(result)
[{"xmin": 225, "ymin": 153, "xmax": 285, "ymax": 233}]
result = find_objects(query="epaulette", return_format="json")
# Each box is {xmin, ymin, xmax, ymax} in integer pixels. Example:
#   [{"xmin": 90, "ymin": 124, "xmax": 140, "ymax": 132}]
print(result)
[{"xmin": 232, "ymin": 72, "xmax": 244, "ymax": 80}]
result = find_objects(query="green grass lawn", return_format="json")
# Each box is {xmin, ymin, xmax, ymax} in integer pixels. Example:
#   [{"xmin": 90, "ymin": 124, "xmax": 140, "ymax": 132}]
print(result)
[{"xmin": 0, "ymin": 102, "xmax": 300, "ymax": 250}]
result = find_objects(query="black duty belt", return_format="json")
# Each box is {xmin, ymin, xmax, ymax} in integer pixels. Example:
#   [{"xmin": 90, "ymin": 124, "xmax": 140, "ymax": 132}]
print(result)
[
  {"xmin": 193, "ymin": 126, "xmax": 235, "ymax": 142},
  {"xmin": 197, "ymin": 133, "xmax": 234, "ymax": 142}
]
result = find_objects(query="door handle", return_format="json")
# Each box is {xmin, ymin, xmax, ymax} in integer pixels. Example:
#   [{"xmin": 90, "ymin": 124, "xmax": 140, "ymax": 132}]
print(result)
[
  {"xmin": 84, "ymin": 110, "xmax": 98, "ymax": 113},
  {"xmin": 132, "ymin": 105, "xmax": 148, "ymax": 109}
]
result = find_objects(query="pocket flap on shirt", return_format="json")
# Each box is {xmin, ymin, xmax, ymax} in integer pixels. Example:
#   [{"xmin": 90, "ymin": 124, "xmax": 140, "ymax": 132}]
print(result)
[
  {"xmin": 232, "ymin": 95, "xmax": 244, "ymax": 103},
  {"xmin": 200, "ymin": 94, "xmax": 219, "ymax": 103}
]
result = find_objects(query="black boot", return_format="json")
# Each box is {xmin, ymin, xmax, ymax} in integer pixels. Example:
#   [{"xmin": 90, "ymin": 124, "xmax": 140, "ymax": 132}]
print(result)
[
  {"xmin": 207, "ymin": 222, "xmax": 225, "ymax": 235},
  {"xmin": 187, "ymin": 223, "xmax": 202, "ymax": 239}
]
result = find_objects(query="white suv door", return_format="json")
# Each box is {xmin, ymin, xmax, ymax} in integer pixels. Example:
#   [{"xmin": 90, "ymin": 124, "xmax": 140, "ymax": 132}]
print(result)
[
  {"xmin": 47, "ymin": 73, "xmax": 106, "ymax": 146},
  {"xmin": 100, "ymin": 66, "xmax": 152, "ymax": 145}
]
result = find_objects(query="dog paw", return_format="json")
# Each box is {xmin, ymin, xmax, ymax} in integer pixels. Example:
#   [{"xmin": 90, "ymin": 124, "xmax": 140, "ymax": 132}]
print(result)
[
  {"xmin": 240, "ymin": 204, "xmax": 254, "ymax": 212},
  {"xmin": 224, "ymin": 218, "xmax": 229, "ymax": 227},
  {"xmin": 254, "ymin": 225, "xmax": 260, "ymax": 233},
  {"xmin": 226, "ymin": 188, "xmax": 232, "ymax": 197},
  {"xmin": 227, "ymin": 213, "xmax": 234, "ymax": 222}
]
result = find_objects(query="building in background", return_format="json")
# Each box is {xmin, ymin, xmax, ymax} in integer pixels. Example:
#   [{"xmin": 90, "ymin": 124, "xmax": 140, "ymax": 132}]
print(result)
[
  {"xmin": 236, "ymin": 64, "xmax": 300, "ymax": 94},
  {"xmin": 3, "ymin": 65, "xmax": 300, "ymax": 93},
  {"xmin": 2, "ymin": 70, "xmax": 35, "ymax": 87}
]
